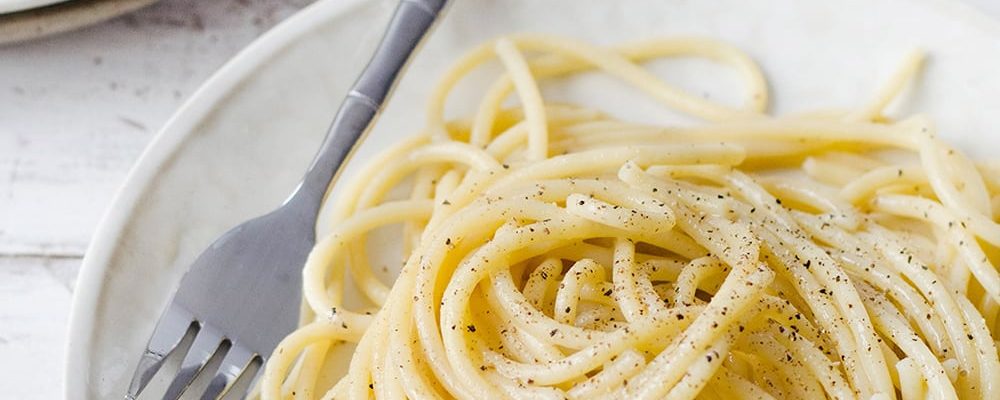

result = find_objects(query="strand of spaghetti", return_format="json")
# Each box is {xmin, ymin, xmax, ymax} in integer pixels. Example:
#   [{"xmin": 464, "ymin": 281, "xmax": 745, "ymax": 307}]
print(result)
[
  {"xmin": 486, "ymin": 305, "xmax": 701, "ymax": 383},
  {"xmin": 566, "ymin": 349, "xmax": 646, "ymax": 398},
  {"xmin": 840, "ymin": 165, "xmax": 928, "ymax": 204},
  {"xmin": 956, "ymin": 295, "xmax": 1000, "ymax": 398},
  {"xmin": 354, "ymin": 141, "xmax": 502, "ymax": 210},
  {"xmin": 483, "ymin": 106, "xmax": 606, "ymax": 158},
  {"xmin": 401, "ymin": 164, "xmax": 444, "ymax": 253},
  {"xmin": 856, "ymin": 283, "xmax": 958, "ymax": 400},
  {"xmin": 327, "ymin": 134, "xmax": 430, "ymax": 221},
  {"xmin": 487, "ymin": 269, "xmax": 609, "ymax": 349},
  {"xmin": 795, "ymin": 216, "xmax": 952, "ymax": 357},
  {"xmin": 609, "ymin": 238, "xmax": 651, "ymax": 322},
  {"xmin": 724, "ymin": 171, "xmax": 895, "ymax": 396},
  {"xmin": 302, "ymin": 200, "xmax": 434, "ymax": 314},
  {"xmin": 739, "ymin": 333, "xmax": 824, "ymax": 399},
  {"xmin": 407, "ymin": 201, "xmax": 584, "ymax": 398},
  {"xmin": 262, "ymin": 320, "xmax": 361, "ymax": 400},
  {"xmin": 742, "ymin": 352, "xmax": 795, "ymax": 398},
  {"xmin": 753, "ymin": 226, "xmax": 873, "ymax": 396},
  {"xmin": 290, "ymin": 342, "xmax": 332, "ymax": 399},
  {"xmin": 710, "ymin": 367, "xmax": 777, "ymax": 400},
  {"xmin": 488, "ymin": 143, "xmax": 745, "ymax": 193},
  {"xmin": 508, "ymin": 34, "xmax": 757, "ymax": 120},
  {"xmin": 495, "ymin": 38, "xmax": 548, "ymax": 160},
  {"xmin": 552, "ymin": 259, "xmax": 605, "ymax": 325},
  {"xmin": 848, "ymin": 49, "xmax": 926, "ymax": 122},
  {"xmin": 896, "ymin": 358, "xmax": 926, "ymax": 400},
  {"xmin": 916, "ymin": 132, "xmax": 999, "ymax": 232},
  {"xmin": 673, "ymin": 256, "xmax": 729, "ymax": 305},
  {"xmin": 871, "ymin": 195, "xmax": 1000, "ymax": 300},
  {"xmin": 437, "ymin": 217, "xmax": 614, "ymax": 394},
  {"xmin": 661, "ymin": 328, "xmax": 738, "ymax": 400},
  {"xmin": 470, "ymin": 37, "xmax": 768, "ymax": 146},
  {"xmin": 613, "ymin": 263, "xmax": 774, "ymax": 399},
  {"xmin": 425, "ymin": 42, "xmax": 497, "ymax": 139},
  {"xmin": 920, "ymin": 136, "xmax": 994, "ymax": 216},
  {"xmin": 318, "ymin": 376, "xmax": 346, "ymax": 400},
  {"xmin": 860, "ymin": 226, "xmax": 988, "ymax": 396},
  {"xmin": 765, "ymin": 320, "xmax": 855, "ymax": 400}
]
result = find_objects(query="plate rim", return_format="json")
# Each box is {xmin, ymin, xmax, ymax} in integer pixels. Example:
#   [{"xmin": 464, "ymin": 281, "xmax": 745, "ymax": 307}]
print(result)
[
  {"xmin": 62, "ymin": 0, "xmax": 365, "ymax": 397},
  {"xmin": 0, "ymin": 0, "xmax": 69, "ymax": 14},
  {"xmin": 63, "ymin": 0, "xmax": 1000, "ymax": 398}
]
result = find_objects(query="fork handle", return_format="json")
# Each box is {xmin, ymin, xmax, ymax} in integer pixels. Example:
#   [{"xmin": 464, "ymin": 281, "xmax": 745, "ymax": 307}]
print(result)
[{"xmin": 287, "ymin": 0, "xmax": 448, "ymax": 220}]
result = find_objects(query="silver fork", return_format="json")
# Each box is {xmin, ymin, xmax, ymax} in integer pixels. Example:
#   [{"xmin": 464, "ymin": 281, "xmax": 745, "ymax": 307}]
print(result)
[{"xmin": 124, "ymin": 1, "xmax": 447, "ymax": 398}]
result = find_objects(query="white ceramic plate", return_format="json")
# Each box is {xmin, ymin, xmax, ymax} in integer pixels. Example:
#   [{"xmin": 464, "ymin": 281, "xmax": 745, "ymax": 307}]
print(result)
[
  {"xmin": 66, "ymin": 0, "xmax": 1000, "ymax": 398},
  {"xmin": 0, "ymin": 0, "xmax": 160, "ymax": 46},
  {"xmin": 0, "ymin": 0, "xmax": 68, "ymax": 14}
]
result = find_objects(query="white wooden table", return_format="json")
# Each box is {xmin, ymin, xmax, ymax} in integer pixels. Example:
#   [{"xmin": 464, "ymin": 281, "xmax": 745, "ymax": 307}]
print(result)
[
  {"xmin": 0, "ymin": 0, "xmax": 313, "ymax": 398},
  {"xmin": 2, "ymin": 0, "xmax": 999, "ymax": 398}
]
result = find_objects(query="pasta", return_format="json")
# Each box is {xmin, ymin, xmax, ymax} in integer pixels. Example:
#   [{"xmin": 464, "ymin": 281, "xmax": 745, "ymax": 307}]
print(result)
[{"xmin": 260, "ymin": 34, "xmax": 1000, "ymax": 399}]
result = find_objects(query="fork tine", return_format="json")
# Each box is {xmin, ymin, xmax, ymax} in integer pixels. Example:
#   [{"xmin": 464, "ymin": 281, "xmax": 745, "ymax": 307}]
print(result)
[
  {"xmin": 126, "ymin": 305, "xmax": 196, "ymax": 400},
  {"xmin": 198, "ymin": 343, "xmax": 257, "ymax": 400},
  {"xmin": 215, "ymin": 361, "xmax": 264, "ymax": 400},
  {"xmin": 162, "ymin": 325, "xmax": 227, "ymax": 400}
]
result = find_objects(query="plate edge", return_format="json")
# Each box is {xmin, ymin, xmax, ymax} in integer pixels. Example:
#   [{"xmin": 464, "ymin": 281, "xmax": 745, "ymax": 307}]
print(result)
[{"xmin": 62, "ymin": 0, "xmax": 366, "ymax": 398}]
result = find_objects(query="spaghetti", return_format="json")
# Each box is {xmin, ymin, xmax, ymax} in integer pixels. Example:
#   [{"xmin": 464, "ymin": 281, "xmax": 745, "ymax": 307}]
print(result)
[{"xmin": 260, "ymin": 34, "xmax": 1000, "ymax": 400}]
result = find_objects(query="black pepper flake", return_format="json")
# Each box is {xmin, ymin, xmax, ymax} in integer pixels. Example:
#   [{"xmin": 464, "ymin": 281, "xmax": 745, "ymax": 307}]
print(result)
[
  {"xmin": 467, "ymin": 325, "xmax": 477, "ymax": 333},
  {"xmin": 676, "ymin": 314, "xmax": 685, "ymax": 320}
]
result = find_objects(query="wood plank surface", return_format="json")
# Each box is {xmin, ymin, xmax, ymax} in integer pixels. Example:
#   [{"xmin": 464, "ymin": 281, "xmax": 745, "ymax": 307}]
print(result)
[{"xmin": 0, "ymin": 0, "xmax": 314, "ymax": 256}]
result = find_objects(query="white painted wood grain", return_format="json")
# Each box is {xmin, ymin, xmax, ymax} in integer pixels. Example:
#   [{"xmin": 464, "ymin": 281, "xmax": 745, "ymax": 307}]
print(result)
[
  {"xmin": 0, "ymin": 0, "xmax": 314, "ymax": 256},
  {"xmin": 0, "ymin": 256, "xmax": 77, "ymax": 399}
]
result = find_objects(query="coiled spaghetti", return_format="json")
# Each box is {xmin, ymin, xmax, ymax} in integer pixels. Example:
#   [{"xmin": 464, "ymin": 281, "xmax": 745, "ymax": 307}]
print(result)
[{"xmin": 261, "ymin": 34, "xmax": 1000, "ymax": 400}]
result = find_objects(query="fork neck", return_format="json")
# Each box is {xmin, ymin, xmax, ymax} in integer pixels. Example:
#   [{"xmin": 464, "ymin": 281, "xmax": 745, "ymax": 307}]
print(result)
[
  {"xmin": 284, "ymin": 94, "xmax": 378, "ymax": 221},
  {"xmin": 283, "ymin": 0, "xmax": 447, "ymax": 223}
]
